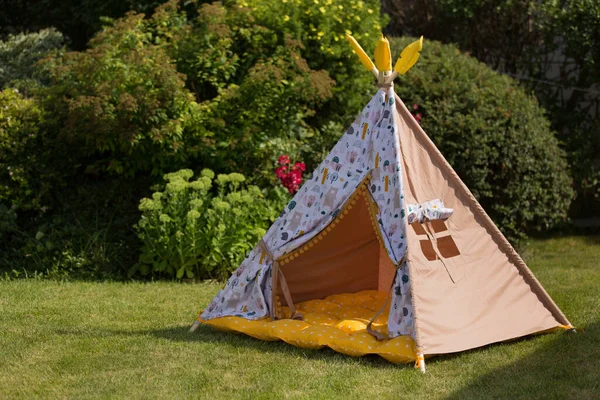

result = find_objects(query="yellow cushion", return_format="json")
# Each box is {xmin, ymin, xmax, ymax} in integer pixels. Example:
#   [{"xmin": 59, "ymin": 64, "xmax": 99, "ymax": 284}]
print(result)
[
  {"xmin": 302, "ymin": 312, "xmax": 339, "ymax": 326},
  {"xmin": 335, "ymin": 319, "xmax": 368, "ymax": 334},
  {"xmin": 269, "ymin": 320, "xmax": 311, "ymax": 343},
  {"xmin": 329, "ymin": 332, "xmax": 382, "ymax": 357},
  {"xmin": 238, "ymin": 319, "xmax": 279, "ymax": 341},
  {"xmin": 324, "ymin": 293, "xmax": 359, "ymax": 306},
  {"xmin": 376, "ymin": 335, "xmax": 417, "ymax": 364},
  {"xmin": 200, "ymin": 291, "xmax": 416, "ymax": 364},
  {"xmin": 203, "ymin": 317, "xmax": 279, "ymax": 341},
  {"xmin": 201, "ymin": 316, "xmax": 239, "ymax": 332},
  {"xmin": 299, "ymin": 325, "xmax": 348, "ymax": 348},
  {"xmin": 364, "ymin": 299, "xmax": 388, "ymax": 312},
  {"xmin": 278, "ymin": 306, "xmax": 292, "ymax": 319},
  {"xmin": 296, "ymin": 299, "xmax": 340, "ymax": 313},
  {"xmin": 332, "ymin": 305, "xmax": 375, "ymax": 321}
]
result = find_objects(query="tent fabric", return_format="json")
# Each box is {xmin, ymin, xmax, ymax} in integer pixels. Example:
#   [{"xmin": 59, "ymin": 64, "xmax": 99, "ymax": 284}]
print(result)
[
  {"xmin": 407, "ymin": 199, "xmax": 453, "ymax": 224},
  {"xmin": 201, "ymin": 87, "xmax": 414, "ymax": 338},
  {"xmin": 393, "ymin": 94, "xmax": 571, "ymax": 355},
  {"xmin": 276, "ymin": 187, "xmax": 391, "ymax": 303},
  {"xmin": 198, "ymin": 86, "xmax": 571, "ymax": 361}
]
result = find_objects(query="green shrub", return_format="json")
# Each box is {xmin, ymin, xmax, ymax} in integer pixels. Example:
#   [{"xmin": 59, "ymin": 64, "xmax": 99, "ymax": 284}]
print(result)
[
  {"xmin": 0, "ymin": 88, "xmax": 72, "ymax": 212},
  {"xmin": 0, "ymin": 29, "xmax": 65, "ymax": 91},
  {"xmin": 33, "ymin": 0, "xmax": 351, "ymax": 183},
  {"xmin": 0, "ymin": 0, "xmax": 168, "ymax": 50},
  {"xmin": 0, "ymin": 203, "xmax": 17, "ymax": 241},
  {"xmin": 141, "ymin": 0, "xmax": 385, "ymax": 182},
  {"xmin": 0, "ymin": 176, "xmax": 149, "ymax": 280},
  {"xmin": 134, "ymin": 169, "xmax": 286, "ymax": 280},
  {"xmin": 383, "ymin": 0, "xmax": 600, "ymax": 216},
  {"xmin": 38, "ymin": 13, "xmax": 194, "ymax": 177},
  {"xmin": 168, "ymin": 2, "xmax": 335, "ymax": 182},
  {"xmin": 242, "ymin": 0, "xmax": 387, "ymax": 126},
  {"xmin": 390, "ymin": 37, "xmax": 575, "ymax": 240},
  {"xmin": 1, "ymin": 219, "xmax": 127, "ymax": 280}
]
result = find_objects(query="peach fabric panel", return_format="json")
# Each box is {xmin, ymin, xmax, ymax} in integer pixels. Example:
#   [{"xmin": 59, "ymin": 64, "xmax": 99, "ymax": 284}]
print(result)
[
  {"xmin": 279, "ymin": 194, "xmax": 381, "ymax": 304},
  {"xmin": 395, "ymin": 94, "xmax": 569, "ymax": 355},
  {"xmin": 378, "ymin": 245, "xmax": 396, "ymax": 292}
]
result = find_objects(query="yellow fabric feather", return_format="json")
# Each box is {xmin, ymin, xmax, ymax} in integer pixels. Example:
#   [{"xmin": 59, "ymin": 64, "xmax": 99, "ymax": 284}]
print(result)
[
  {"xmin": 394, "ymin": 36, "xmax": 423, "ymax": 75},
  {"xmin": 374, "ymin": 35, "xmax": 392, "ymax": 72},
  {"xmin": 345, "ymin": 34, "xmax": 375, "ymax": 71}
]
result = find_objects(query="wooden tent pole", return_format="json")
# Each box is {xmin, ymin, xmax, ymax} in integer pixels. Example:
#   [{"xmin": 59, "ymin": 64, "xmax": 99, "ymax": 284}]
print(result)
[{"xmin": 189, "ymin": 321, "xmax": 200, "ymax": 333}]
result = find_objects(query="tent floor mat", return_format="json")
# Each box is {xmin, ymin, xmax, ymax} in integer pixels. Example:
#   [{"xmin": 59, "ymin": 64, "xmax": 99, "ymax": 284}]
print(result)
[{"xmin": 199, "ymin": 290, "xmax": 416, "ymax": 364}]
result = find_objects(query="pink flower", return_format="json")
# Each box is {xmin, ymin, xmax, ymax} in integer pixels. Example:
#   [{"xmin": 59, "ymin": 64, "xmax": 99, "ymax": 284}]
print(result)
[
  {"xmin": 278, "ymin": 155, "xmax": 290, "ymax": 165},
  {"xmin": 275, "ymin": 155, "xmax": 305, "ymax": 194},
  {"xmin": 413, "ymin": 104, "xmax": 419, "ymax": 110},
  {"xmin": 275, "ymin": 166, "xmax": 287, "ymax": 179}
]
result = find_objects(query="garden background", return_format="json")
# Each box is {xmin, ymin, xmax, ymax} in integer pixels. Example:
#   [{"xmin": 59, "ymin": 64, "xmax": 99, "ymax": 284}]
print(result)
[
  {"xmin": 0, "ymin": 0, "xmax": 598, "ymax": 281},
  {"xmin": 1, "ymin": 1, "xmax": 599, "ymax": 398}
]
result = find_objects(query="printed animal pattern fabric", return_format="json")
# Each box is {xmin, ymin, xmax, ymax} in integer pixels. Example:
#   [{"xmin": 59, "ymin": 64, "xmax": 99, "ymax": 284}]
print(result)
[
  {"xmin": 388, "ymin": 261, "xmax": 415, "ymax": 338},
  {"xmin": 200, "ymin": 87, "xmax": 415, "ymax": 339},
  {"xmin": 407, "ymin": 199, "xmax": 454, "ymax": 224}
]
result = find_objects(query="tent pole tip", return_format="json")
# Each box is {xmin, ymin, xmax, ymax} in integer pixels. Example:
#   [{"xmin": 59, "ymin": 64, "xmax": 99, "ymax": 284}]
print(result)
[{"xmin": 189, "ymin": 321, "xmax": 200, "ymax": 333}]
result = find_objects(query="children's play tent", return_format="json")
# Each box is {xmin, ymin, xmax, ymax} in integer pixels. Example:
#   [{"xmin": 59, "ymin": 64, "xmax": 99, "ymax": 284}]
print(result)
[{"xmin": 190, "ymin": 35, "xmax": 572, "ymax": 372}]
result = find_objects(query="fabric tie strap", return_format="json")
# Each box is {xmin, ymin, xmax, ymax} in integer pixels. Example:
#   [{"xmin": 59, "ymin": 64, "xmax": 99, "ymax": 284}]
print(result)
[
  {"xmin": 420, "ymin": 221, "xmax": 462, "ymax": 283},
  {"xmin": 258, "ymin": 239, "xmax": 303, "ymax": 321},
  {"xmin": 366, "ymin": 254, "xmax": 406, "ymax": 341}
]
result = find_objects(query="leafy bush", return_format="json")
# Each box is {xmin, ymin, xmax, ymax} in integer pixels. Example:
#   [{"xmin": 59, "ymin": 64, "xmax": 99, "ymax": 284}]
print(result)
[
  {"xmin": 0, "ymin": 173, "xmax": 151, "ymax": 280},
  {"xmin": 383, "ymin": 0, "xmax": 600, "ymax": 215},
  {"xmin": 34, "ymin": 0, "xmax": 381, "ymax": 182},
  {"xmin": 38, "ymin": 13, "xmax": 194, "ymax": 177},
  {"xmin": 0, "ymin": 0, "xmax": 172, "ymax": 50},
  {"xmin": 243, "ymin": 0, "xmax": 387, "ymax": 126},
  {"xmin": 0, "ymin": 0, "xmax": 382, "ymax": 280},
  {"xmin": 134, "ymin": 169, "xmax": 286, "ymax": 280},
  {"xmin": 0, "ymin": 88, "xmax": 71, "ymax": 212},
  {"xmin": 0, "ymin": 203, "xmax": 17, "ymax": 240},
  {"xmin": 536, "ymin": 0, "xmax": 600, "ymax": 212},
  {"xmin": 390, "ymin": 37, "xmax": 575, "ymax": 240},
  {"xmin": 151, "ymin": 0, "xmax": 384, "ymax": 182},
  {"xmin": 171, "ymin": 2, "xmax": 335, "ymax": 182},
  {"xmin": 0, "ymin": 29, "xmax": 65, "ymax": 91}
]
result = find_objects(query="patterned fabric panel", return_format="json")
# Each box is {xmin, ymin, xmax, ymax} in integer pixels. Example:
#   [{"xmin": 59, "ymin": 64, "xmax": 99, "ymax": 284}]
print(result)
[
  {"xmin": 366, "ymin": 88, "xmax": 409, "ymax": 263},
  {"xmin": 200, "ymin": 87, "xmax": 414, "ymax": 341},
  {"xmin": 388, "ymin": 260, "xmax": 415, "ymax": 339},
  {"xmin": 407, "ymin": 199, "xmax": 454, "ymax": 224},
  {"xmin": 200, "ymin": 246, "xmax": 272, "ymax": 320}
]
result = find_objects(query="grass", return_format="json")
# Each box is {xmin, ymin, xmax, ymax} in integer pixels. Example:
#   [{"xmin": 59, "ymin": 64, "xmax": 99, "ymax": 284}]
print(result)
[{"xmin": 0, "ymin": 235, "xmax": 599, "ymax": 399}]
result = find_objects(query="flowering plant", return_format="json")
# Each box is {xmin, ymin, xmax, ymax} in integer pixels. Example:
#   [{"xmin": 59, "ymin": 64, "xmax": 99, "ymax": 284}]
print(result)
[
  {"xmin": 411, "ymin": 103, "xmax": 423, "ymax": 124},
  {"xmin": 275, "ymin": 155, "xmax": 306, "ymax": 194},
  {"xmin": 134, "ymin": 168, "xmax": 284, "ymax": 280}
]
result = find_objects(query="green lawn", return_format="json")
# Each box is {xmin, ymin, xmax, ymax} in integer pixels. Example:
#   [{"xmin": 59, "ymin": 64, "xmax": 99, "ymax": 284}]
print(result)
[{"xmin": 1, "ymin": 235, "xmax": 599, "ymax": 399}]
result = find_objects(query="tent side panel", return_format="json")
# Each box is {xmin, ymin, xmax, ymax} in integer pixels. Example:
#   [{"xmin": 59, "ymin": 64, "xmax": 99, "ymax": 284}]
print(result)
[{"xmin": 394, "ymin": 95, "xmax": 570, "ymax": 355}]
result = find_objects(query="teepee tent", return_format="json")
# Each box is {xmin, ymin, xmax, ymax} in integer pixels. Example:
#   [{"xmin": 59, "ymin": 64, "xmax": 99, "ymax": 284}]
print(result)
[{"xmin": 190, "ymin": 35, "xmax": 572, "ymax": 372}]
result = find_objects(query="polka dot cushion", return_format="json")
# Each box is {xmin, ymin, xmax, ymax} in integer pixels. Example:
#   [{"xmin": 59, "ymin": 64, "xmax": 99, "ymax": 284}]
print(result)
[{"xmin": 199, "ymin": 290, "xmax": 416, "ymax": 364}]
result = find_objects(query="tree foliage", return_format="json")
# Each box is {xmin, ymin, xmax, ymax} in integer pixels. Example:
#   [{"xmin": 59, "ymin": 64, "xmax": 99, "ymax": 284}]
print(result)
[
  {"xmin": 383, "ymin": 0, "xmax": 600, "ymax": 214},
  {"xmin": 391, "ymin": 37, "xmax": 575, "ymax": 239}
]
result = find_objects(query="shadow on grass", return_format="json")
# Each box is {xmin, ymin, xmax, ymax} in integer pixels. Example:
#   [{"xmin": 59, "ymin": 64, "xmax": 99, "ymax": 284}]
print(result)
[
  {"xmin": 53, "ymin": 323, "xmax": 408, "ymax": 369},
  {"xmin": 446, "ymin": 322, "xmax": 600, "ymax": 399},
  {"xmin": 154, "ymin": 324, "xmax": 411, "ymax": 369}
]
